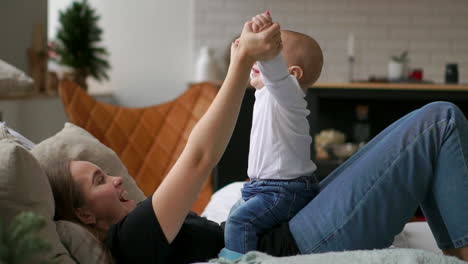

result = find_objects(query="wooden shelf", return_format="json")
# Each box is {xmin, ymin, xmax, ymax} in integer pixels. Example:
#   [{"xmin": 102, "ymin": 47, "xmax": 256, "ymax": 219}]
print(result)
[
  {"xmin": 0, "ymin": 90, "xmax": 112, "ymax": 101},
  {"xmin": 0, "ymin": 92, "xmax": 58, "ymax": 100},
  {"xmin": 193, "ymin": 81, "xmax": 468, "ymax": 92},
  {"xmin": 313, "ymin": 82, "xmax": 468, "ymax": 91}
]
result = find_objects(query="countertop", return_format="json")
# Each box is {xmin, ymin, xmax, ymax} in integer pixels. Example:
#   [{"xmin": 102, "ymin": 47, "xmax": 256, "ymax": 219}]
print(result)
[{"xmin": 312, "ymin": 82, "xmax": 468, "ymax": 91}]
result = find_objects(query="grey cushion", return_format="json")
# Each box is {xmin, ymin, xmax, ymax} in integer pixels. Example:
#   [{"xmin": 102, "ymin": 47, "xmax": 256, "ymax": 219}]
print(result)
[
  {"xmin": 31, "ymin": 122, "xmax": 146, "ymax": 203},
  {"xmin": 56, "ymin": 220, "xmax": 112, "ymax": 263},
  {"xmin": 0, "ymin": 126, "xmax": 75, "ymax": 263},
  {"xmin": 0, "ymin": 59, "xmax": 34, "ymax": 94}
]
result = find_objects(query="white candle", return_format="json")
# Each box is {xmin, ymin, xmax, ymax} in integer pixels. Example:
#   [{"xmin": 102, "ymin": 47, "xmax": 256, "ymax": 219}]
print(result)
[{"xmin": 347, "ymin": 32, "xmax": 355, "ymax": 57}]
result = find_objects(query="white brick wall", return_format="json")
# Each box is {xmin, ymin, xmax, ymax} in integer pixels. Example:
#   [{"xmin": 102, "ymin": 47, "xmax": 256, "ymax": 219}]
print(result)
[{"xmin": 193, "ymin": 0, "xmax": 468, "ymax": 84}]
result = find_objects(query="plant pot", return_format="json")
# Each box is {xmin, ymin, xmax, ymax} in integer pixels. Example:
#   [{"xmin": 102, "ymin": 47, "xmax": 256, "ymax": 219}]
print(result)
[
  {"xmin": 388, "ymin": 61, "xmax": 404, "ymax": 82},
  {"xmin": 63, "ymin": 71, "xmax": 88, "ymax": 91},
  {"xmin": 45, "ymin": 72, "xmax": 59, "ymax": 95}
]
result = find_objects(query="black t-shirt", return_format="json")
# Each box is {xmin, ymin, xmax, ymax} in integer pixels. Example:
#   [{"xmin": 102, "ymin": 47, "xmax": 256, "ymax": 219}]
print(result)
[{"xmin": 105, "ymin": 197, "xmax": 299, "ymax": 264}]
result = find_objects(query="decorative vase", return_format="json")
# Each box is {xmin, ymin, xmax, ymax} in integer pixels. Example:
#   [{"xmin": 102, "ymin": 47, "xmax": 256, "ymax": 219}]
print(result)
[
  {"xmin": 387, "ymin": 61, "xmax": 404, "ymax": 82},
  {"xmin": 45, "ymin": 72, "xmax": 59, "ymax": 95},
  {"xmin": 194, "ymin": 46, "xmax": 221, "ymax": 83}
]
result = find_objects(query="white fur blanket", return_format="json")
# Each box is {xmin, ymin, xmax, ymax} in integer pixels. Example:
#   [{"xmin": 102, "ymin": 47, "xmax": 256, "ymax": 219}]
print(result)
[{"xmin": 207, "ymin": 248, "xmax": 464, "ymax": 264}]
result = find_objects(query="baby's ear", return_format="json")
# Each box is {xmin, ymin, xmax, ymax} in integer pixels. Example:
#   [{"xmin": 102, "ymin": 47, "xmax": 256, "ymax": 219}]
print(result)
[{"xmin": 288, "ymin": 65, "xmax": 303, "ymax": 81}]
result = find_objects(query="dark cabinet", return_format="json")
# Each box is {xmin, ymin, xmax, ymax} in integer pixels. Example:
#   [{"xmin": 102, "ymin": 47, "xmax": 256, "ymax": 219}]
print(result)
[{"xmin": 214, "ymin": 83, "xmax": 468, "ymax": 191}]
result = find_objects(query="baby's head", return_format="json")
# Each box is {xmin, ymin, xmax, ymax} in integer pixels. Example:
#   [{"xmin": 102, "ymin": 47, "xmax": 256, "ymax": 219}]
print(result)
[
  {"xmin": 281, "ymin": 30, "xmax": 323, "ymax": 90},
  {"xmin": 250, "ymin": 30, "xmax": 323, "ymax": 91}
]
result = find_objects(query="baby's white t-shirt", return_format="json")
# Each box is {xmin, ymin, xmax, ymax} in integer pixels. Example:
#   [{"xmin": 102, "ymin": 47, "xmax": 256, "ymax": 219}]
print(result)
[{"xmin": 247, "ymin": 55, "xmax": 317, "ymax": 180}]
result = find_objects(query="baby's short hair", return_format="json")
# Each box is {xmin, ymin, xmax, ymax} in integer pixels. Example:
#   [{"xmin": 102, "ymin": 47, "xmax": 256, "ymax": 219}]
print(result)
[{"xmin": 281, "ymin": 30, "xmax": 323, "ymax": 89}]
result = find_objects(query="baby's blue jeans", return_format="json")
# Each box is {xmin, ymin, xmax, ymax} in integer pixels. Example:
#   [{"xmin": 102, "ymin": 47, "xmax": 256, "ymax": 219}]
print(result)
[
  {"xmin": 220, "ymin": 175, "xmax": 319, "ymax": 260},
  {"xmin": 290, "ymin": 101, "xmax": 468, "ymax": 253}
]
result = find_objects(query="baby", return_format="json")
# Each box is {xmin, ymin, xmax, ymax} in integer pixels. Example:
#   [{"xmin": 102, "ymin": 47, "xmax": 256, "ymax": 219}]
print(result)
[{"xmin": 219, "ymin": 11, "xmax": 324, "ymax": 260}]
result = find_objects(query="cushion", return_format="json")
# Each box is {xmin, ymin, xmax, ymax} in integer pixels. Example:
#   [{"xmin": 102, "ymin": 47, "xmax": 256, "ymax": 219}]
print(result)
[
  {"xmin": 0, "ymin": 126, "xmax": 75, "ymax": 263},
  {"xmin": 0, "ymin": 122, "xmax": 36, "ymax": 150},
  {"xmin": 0, "ymin": 59, "xmax": 34, "ymax": 94},
  {"xmin": 56, "ymin": 220, "xmax": 111, "ymax": 263},
  {"xmin": 31, "ymin": 122, "xmax": 146, "ymax": 203},
  {"xmin": 393, "ymin": 222, "xmax": 441, "ymax": 254},
  {"xmin": 201, "ymin": 181, "xmax": 244, "ymax": 224}
]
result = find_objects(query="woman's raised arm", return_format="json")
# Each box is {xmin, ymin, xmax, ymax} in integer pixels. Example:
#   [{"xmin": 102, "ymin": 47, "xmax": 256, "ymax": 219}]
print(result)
[{"xmin": 152, "ymin": 21, "xmax": 282, "ymax": 243}]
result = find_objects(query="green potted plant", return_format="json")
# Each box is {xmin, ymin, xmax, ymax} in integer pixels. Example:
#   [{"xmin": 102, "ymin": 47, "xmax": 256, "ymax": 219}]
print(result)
[
  {"xmin": 0, "ymin": 212, "xmax": 53, "ymax": 264},
  {"xmin": 388, "ymin": 51, "xmax": 408, "ymax": 82},
  {"xmin": 52, "ymin": 0, "xmax": 110, "ymax": 91}
]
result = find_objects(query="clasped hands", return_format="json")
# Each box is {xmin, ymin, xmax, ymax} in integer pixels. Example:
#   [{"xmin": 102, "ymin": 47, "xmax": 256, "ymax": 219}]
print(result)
[{"xmin": 231, "ymin": 11, "xmax": 282, "ymax": 64}]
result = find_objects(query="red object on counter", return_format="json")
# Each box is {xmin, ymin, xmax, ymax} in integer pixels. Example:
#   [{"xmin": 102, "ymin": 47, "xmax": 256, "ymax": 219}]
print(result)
[{"xmin": 410, "ymin": 69, "xmax": 423, "ymax": 81}]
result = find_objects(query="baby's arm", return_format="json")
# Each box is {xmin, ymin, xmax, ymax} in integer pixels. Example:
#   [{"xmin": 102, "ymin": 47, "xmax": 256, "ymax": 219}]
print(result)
[{"xmin": 252, "ymin": 12, "xmax": 306, "ymax": 107}]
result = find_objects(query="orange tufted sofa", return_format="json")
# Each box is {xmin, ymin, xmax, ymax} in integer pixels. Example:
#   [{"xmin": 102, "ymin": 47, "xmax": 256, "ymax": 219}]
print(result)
[{"xmin": 58, "ymin": 80, "xmax": 218, "ymax": 214}]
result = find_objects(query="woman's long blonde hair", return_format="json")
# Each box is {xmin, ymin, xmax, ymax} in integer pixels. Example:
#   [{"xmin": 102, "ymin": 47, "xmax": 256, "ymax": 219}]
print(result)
[
  {"xmin": 44, "ymin": 158, "xmax": 113, "ymax": 263},
  {"xmin": 46, "ymin": 159, "xmax": 84, "ymax": 222}
]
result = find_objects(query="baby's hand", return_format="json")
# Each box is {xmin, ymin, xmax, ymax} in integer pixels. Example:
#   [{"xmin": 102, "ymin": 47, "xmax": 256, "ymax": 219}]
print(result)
[
  {"xmin": 251, "ymin": 10, "xmax": 273, "ymax": 33},
  {"xmin": 234, "ymin": 19, "xmax": 282, "ymax": 63}
]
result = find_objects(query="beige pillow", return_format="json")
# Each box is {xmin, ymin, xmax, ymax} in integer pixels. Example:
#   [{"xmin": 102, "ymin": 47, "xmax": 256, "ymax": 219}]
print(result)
[
  {"xmin": 56, "ymin": 220, "xmax": 111, "ymax": 263},
  {"xmin": 0, "ymin": 122, "xmax": 36, "ymax": 150},
  {"xmin": 0, "ymin": 127, "xmax": 75, "ymax": 263},
  {"xmin": 0, "ymin": 59, "xmax": 34, "ymax": 94},
  {"xmin": 31, "ymin": 122, "xmax": 146, "ymax": 202}
]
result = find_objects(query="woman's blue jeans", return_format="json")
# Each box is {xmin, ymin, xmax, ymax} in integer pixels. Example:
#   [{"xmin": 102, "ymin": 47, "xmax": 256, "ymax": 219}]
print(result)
[{"xmin": 289, "ymin": 101, "xmax": 468, "ymax": 253}]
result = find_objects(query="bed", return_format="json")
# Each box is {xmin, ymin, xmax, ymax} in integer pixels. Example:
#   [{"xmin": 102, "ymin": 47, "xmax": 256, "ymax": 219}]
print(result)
[
  {"xmin": 197, "ymin": 182, "xmax": 458, "ymax": 263},
  {"xmin": 0, "ymin": 80, "xmax": 456, "ymax": 263},
  {"xmin": 55, "ymin": 80, "xmax": 454, "ymax": 262},
  {"xmin": 1, "ymin": 121, "xmax": 459, "ymax": 264}
]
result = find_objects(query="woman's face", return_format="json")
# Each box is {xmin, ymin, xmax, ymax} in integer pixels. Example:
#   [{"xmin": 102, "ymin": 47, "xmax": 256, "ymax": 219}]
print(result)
[{"xmin": 70, "ymin": 161, "xmax": 137, "ymax": 230}]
